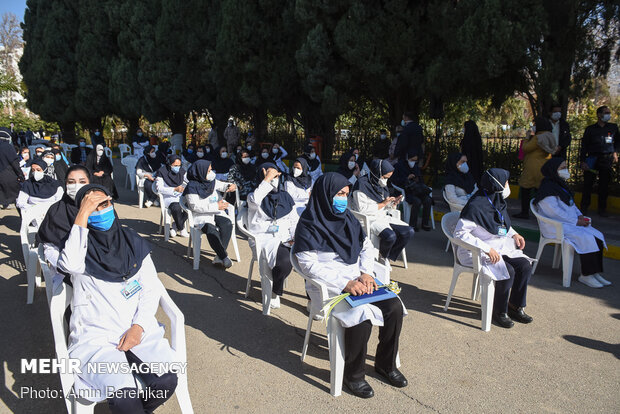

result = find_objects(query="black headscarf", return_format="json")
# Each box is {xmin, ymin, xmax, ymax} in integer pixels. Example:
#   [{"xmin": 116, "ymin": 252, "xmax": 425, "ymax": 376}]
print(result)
[
  {"xmin": 203, "ymin": 144, "xmax": 215, "ymax": 161},
  {"xmin": 235, "ymin": 150, "xmax": 256, "ymax": 181},
  {"xmin": 288, "ymin": 157, "xmax": 312, "ymax": 190},
  {"xmin": 257, "ymin": 162, "xmax": 295, "ymax": 220},
  {"xmin": 212, "ymin": 146, "xmax": 234, "ymax": 173},
  {"xmin": 444, "ymin": 152, "xmax": 476, "ymax": 194},
  {"xmin": 156, "ymin": 142, "xmax": 171, "ymax": 164},
  {"xmin": 353, "ymin": 159, "xmax": 392, "ymax": 203},
  {"xmin": 139, "ymin": 145, "xmax": 162, "ymax": 172},
  {"xmin": 183, "ymin": 144, "xmax": 198, "ymax": 163},
  {"xmin": 534, "ymin": 117, "xmax": 552, "ymax": 133},
  {"xmin": 36, "ymin": 193, "xmax": 79, "ymax": 249},
  {"xmin": 460, "ymin": 120, "xmax": 484, "ymax": 184},
  {"xmin": 460, "ymin": 168, "xmax": 511, "ymax": 235},
  {"xmin": 21, "ymin": 159, "xmax": 61, "ymax": 198},
  {"xmin": 337, "ymin": 150, "xmax": 357, "ymax": 179},
  {"xmin": 301, "ymin": 144, "xmax": 320, "ymax": 171},
  {"xmin": 183, "ymin": 160, "xmax": 216, "ymax": 198},
  {"xmin": 534, "ymin": 157, "xmax": 573, "ymax": 206},
  {"xmin": 0, "ymin": 140, "xmax": 18, "ymax": 172},
  {"xmin": 74, "ymin": 184, "xmax": 152, "ymax": 282},
  {"xmin": 156, "ymin": 155, "xmax": 185, "ymax": 187},
  {"xmin": 293, "ymin": 172, "xmax": 365, "ymax": 264},
  {"xmin": 85, "ymin": 145, "xmax": 113, "ymax": 175}
]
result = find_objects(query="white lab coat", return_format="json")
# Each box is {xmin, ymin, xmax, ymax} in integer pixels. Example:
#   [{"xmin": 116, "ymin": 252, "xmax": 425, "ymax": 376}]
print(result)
[
  {"xmin": 184, "ymin": 180, "xmax": 231, "ymax": 227},
  {"xmin": 536, "ymin": 196, "xmax": 606, "ymax": 254},
  {"xmin": 444, "ymin": 184, "xmax": 477, "ymax": 209},
  {"xmin": 454, "ymin": 218, "xmax": 533, "ymax": 281},
  {"xmin": 132, "ymin": 141, "xmax": 149, "ymax": 158},
  {"xmin": 135, "ymin": 160, "xmax": 158, "ymax": 188},
  {"xmin": 295, "ymin": 238, "xmax": 407, "ymax": 328},
  {"xmin": 154, "ymin": 174, "xmax": 188, "ymax": 208},
  {"xmin": 16, "ymin": 187, "xmax": 64, "ymax": 223},
  {"xmin": 247, "ymin": 180, "xmax": 299, "ymax": 269},
  {"xmin": 351, "ymin": 190, "xmax": 408, "ymax": 234},
  {"xmin": 57, "ymin": 225, "xmax": 176, "ymax": 402},
  {"xmin": 284, "ymin": 180, "xmax": 311, "ymax": 215}
]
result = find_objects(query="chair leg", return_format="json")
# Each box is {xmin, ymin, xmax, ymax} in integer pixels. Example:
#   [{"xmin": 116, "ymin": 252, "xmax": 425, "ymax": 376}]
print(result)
[
  {"xmin": 479, "ymin": 276, "xmax": 495, "ymax": 332},
  {"xmin": 445, "ymin": 239, "xmax": 451, "ymax": 252},
  {"xmin": 174, "ymin": 371, "xmax": 193, "ymax": 414},
  {"xmin": 561, "ymin": 242, "xmax": 575, "ymax": 288},
  {"xmin": 26, "ymin": 255, "xmax": 35, "ymax": 304},
  {"xmin": 261, "ymin": 273, "xmax": 273, "ymax": 316},
  {"xmin": 187, "ymin": 230, "xmax": 192, "ymax": 259},
  {"xmin": 400, "ymin": 248, "xmax": 408, "ymax": 269},
  {"xmin": 138, "ymin": 190, "xmax": 144, "ymax": 208},
  {"xmin": 193, "ymin": 232, "xmax": 201, "ymax": 271},
  {"xmin": 395, "ymin": 351, "xmax": 401, "ymax": 369},
  {"xmin": 245, "ymin": 259, "xmax": 255, "ymax": 298},
  {"xmin": 300, "ymin": 316, "xmax": 314, "ymax": 362},
  {"xmin": 532, "ymin": 239, "xmax": 546, "ymax": 275},
  {"xmin": 231, "ymin": 230, "xmax": 241, "ymax": 262},
  {"xmin": 471, "ymin": 273, "xmax": 479, "ymax": 300},
  {"xmin": 552, "ymin": 244, "xmax": 562, "ymax": 269},
  {"xmin": 430, "ymin": 206, "xmax": 436, "ymax": 229},
  {"xmin": 443, "ymin": 268, "xmax": 461, "ymax": 311},
  {"xmin": 328, "ymin": 318, "xmax": 345, "ymax": 397}
]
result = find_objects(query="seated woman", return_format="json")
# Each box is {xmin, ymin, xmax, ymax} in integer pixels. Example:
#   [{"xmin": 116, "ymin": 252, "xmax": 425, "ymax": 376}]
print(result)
[
  {"xmin": 212, "ymin": 146, "xmax": 234, "ymax": 182},
  {"xmin": 533, "ymin": 158, "xmax": 609, "ymax": 288},
  {"xmin": 136, "ymin": 145, "xmax": 162, "ymax": 208},
  {"xmin": 255, "ymin": 146, "xmax": 273, "ymax": 169},
  {"xmin": 202, "ymin": 144, "xmax": 215, "ymax": 161},
  {"xmin": 181, "ymin": 143, "xmax": 198, "ymax": 167},
  {"xmin": 284, "ymin": 157, "xmax": 313, "ymax": 213},
  {"xmin": 19, "ymin": 147, "xmax": 31, "ymax": 168},
  {"xmin": 41, "ymin": 149, "xmax": 68, "ymax": 183},
  {"xmin": 247, "ymin": 162, "xmax": 298, "ymax": 309},
  {"xmin": 300, "ymin": 145, "xmax": 323, "ymax": 183},
  {"xmin": 155, "ymin": 155, "xmax": 189, "ymax": 238},
  {"xmin": 391, "ymin": 148, "xmax": 433, "ymax": 231},
  {"xmin": 443, "ymin": 152, "xmax": 477, "ymax": 209},
  {"xmin": 271, "ymin": 143, "xmax": 289, "ymax": 174},
  {"xmin": 194, "ymin": 146, "xmax": 206, "ymax": 161},
  {"xmin": 85, "ymin": 144, "xmax": 119, "ymax": 199},
  {"xmin": 337, "ymin": 150, "xmax": 361, "ymax": 185},
  {"xmin": 37, "ymin": 165, "xmax": 90, "ymax": 274},
  {"xmin": 57, "ymin": 184, "xmax": 178, "ymax": 413},
  {"xmin": 293, "ymin": 172, "xmax": 407, "ymax": 399},
  {"xmin": 351, "ymin": 159, "xmax": 413, "ymax": 264},
  {"xmin": 456, "ymin": 168, "xmax": 534, "ymax": 329},
  {"xmin": 183, "ymin": 160, "xmax": 237, "ymax": 268},
  {"xmin": 228, "ymin": 149, "xmax": 257, "ymax": 201},
  {"xmin": 16, "ymin": 159, "xmax": 63, "ymax": 218}
]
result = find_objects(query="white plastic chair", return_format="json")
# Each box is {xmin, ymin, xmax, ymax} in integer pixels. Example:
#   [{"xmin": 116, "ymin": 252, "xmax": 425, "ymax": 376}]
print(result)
[
  {"xmin": 351, "ymin": 209, "xmax": 408, "ymax": 269},
  {"xmin": 291, "ymin": 253, "xmax": 397, "ymax": 397},
  {"xmin": 118, "ymin": 143, "xmax": 132, "ymax": 160},
  {"xmin": 121, "ymin": 155, "xmax": 138, "ymax": 190},
  {"xmin": 391, "ymin": 184, "xmax": 435, "ymax": 230},
  {"xmin": 137, "ymin": 174, "xmax": 145, "ymax": 208},
  {"xmin": 37, "ymin": 244, "xmax": 56, "ymax": 306},
  {"xmin": 49, "ymin": 282, "xmax": 194, "ymax": 413},
  {"xmin": 103, "ymin": 146, "xmax": 113, "ymax": 160},
  {"xmin": 180, "ymin": 197, "xmax": 240, "ymax": 270},
  {"xmin": 442, "ymin": 188, "xmax": 464, "ymax": 252},
  {"xmin": 59, "ymin": 143, "xmax": 70, "ymax": 157},
  {"xmin": 441, "ymin": 212, "xmax": 495, "ymax": 332},
  {"xmin": 156, "ymin": 190, "xmax": 173, "ymax": 242},
  {"xmin": 20, "ymin": 204, "xmax": 52, "ymax": 304},
  {"xmin": 530, "ymin": 200, "xmax": 575, "ymax": 287}
]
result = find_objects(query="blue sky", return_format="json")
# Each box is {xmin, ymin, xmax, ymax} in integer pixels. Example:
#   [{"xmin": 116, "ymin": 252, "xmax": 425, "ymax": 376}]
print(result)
[{"xmin": 1, "ymin": 0, "xmax": 27, "ymax": 22}]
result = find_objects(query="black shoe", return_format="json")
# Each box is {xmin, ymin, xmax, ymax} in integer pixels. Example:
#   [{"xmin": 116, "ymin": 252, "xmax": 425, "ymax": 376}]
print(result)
[
  {"xmin": 508, "ymin": 306, "xmax": 533, "ymax": 323},
  {"xmin": 375, "ymin": 366, "xmax": 408, "ymax": 388},
  {"xmin": 343, "ymin": 378, "xmax": 374, "ymax": 398},
  {"xmin": 493, "ymin": 312, "xmax": 514, "ymax": 328},
  {"xmin": 421, "ymin": 224, "xmax": 431, "ymax": 231},
  {"xmin": 513, "ymin": 212, "xmax": 530, "ymax": 219}
]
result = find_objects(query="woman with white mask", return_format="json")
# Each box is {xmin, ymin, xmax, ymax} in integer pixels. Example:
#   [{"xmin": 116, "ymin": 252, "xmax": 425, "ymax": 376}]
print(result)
[
  {"xmin": 533, "ymin": 158, "xmax": 609, "ymax": 288},
  {"xmin": 228, "ymin": 149, "xmax": 257, "ymax": 201},
  {"xmin": 154, "ymin": 155, "xmax": 189, "ymax": 238},
  {"xmin": 456, "ymin": 168, "xmax": 534, "ymax": 329},
  {"xmin": 85, "ymin": 144, "xmax": 118, "ymax": 199},
  {"xmin": 16, "ymin": 158, "xmax": 63, "ymax": 214},
  {"xmin": 351, "ymin": 159, "xmax": 413, "ymax": 266},
  {"xmin": 300, "ymin": 144, "xmax": 323, "ymax": 183},
  {"xmin": 284, "ymin": 157, "xmax": 313, "ymax": 213},
  {"xmin": 444, "ymin": 152, "xmax": 478, "ymax": 208}
]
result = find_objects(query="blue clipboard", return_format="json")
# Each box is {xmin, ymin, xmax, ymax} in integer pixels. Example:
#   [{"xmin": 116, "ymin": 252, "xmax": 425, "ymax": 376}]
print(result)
[{"xmin": 344, "ymin": 278, "xmax": 397, "ymax": 307}]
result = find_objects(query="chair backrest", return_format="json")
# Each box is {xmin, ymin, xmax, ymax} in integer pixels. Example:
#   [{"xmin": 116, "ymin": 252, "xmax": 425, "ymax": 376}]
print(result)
[
  {"xmin": 441, "ymin": 212, "xmax": 460, "ymax": 243},
  {"xmin": 441, "ymin": 211, "xmax": 481, "ymax": 270},
  {"xmin": 178, "ymin": 196, "xmax": 195, "ymax": 228},
  {"xmin": 236, "ymin": 204, "xmax": 251, "ymax": 236},
  {"xmin": 529, "ymin": 199, "xmax": 563, "ymax": 240},
  {"xmin": 351, "ymin": 210, "xmax": 371, "ymax": 234},
  {"xmin": 118, "ymin": 144, "xmax": 131, "ymax": 154},
  {"xmin": 104, "ymin": 147, "xmax": 113, "ymax": 159},
  {"xmin": 442, "ymin": 188, "xmax": 464, "ymax": 213},
  {"xmin": 391, "ymin": 184, "xmax": 406, "ymax": 197},
  {"xmin": 20, "ymin": 203, "xmax": 53, "ymax": 247}
]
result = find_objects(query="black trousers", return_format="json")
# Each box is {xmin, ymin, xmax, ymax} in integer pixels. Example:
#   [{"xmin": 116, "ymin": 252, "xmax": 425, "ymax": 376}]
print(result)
[
  {"xmin": 344, "ymin": 297, "xmax": 403, "ymax": 382},
  {"xmin": 519, "ymin": 187, "xmax": 535, "ymax": 216},
  {"xmin": 168, "ymin": 202, "xmax": 188, "ymax": 231},
  {"xmin": 378, "ymin": 224, "xmax": 414, "ymax": 261},
  {"xmin": 582, "ymin": 167, "xmax": 612, "ymax": 212},
  {"xmin": 201, "ymin": 215, "xmax": 233, "ymax": 260},
  {"xmin": 494, "ymin": 256, "xmax": 532, "ymax": 314},
  {"xmin": 580, "ymin": 238, "xmax": 605, "ymax": 276},
  {"xmin": 107, "ymin": 351, "xmax": 178, "ymax": 414},
  {"xmin": 143, "ymin": 179, "xmax": 157, "ymax": 203},
  {"xmin": 272, "ymin": 244, "xmax": 292, "ymax": 296},
  {"xmin": 408, "ymin": 195, "xmax": 432, "ymax": 228}
]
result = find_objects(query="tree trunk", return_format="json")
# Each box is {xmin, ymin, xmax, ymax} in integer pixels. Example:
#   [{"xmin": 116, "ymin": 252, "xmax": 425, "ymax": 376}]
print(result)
[
  {"xmin": 125, "ymin": 118, "xmax": 140, "ymax": 142},
  {"xmin": 252, "ymin": 107, "xmax": 268, "ymax": 143},
  {"xmin": 300, "ymin": 106, "xmax": 336, "ymax": 162},
  {"xmin": 169, "ymin": 112, "xmax": 187, "ymax": 148},
  {"xmin": 59, "ymin": 121, "xmax": 77, "ymax": 144}
]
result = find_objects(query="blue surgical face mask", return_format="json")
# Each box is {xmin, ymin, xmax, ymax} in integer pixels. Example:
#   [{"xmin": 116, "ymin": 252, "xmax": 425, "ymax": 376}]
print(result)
[
  {"xmin": 79, "ymin": 142, "xmax": 86, "ymax": 147},
  {"xmin": 55, "ymin": 154, "xmax": 61, "ymax": 161},
  {"xmin": 332, "ymin": 195, "xmax": 348, "ymax": 214},
  {"xmin": 87, "ymin": 205, "xmax": 115, "ymax": 231},
  {"xmin": 187, "ymin": 149, "xmax": 193, "ymax": 154},
  {"xmin": 171, "ymin": 166, "xmax": 181, "ymax": 174}
]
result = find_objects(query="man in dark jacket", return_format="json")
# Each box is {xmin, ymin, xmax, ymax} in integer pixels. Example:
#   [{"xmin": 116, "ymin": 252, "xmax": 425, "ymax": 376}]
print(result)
[
  {"xmin": 394, "ymin": 111, "xmax": 424, "ymax": 160},
  {"xmin": 90, "ymin": 128, "xmax": 106, "ymax": 147},
  {"xmin": 71, "ymin": 137, "xmax": 92, "ymax": 165},
  {"xmin": 548, "ymin": 104, "xmax": 572, "ymax": 159}
]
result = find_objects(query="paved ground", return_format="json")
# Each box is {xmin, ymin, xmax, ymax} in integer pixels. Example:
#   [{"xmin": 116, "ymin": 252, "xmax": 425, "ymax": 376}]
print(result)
[{"xmin": 0, "ymin": 165, "xmax": 619, "ymax": 413}]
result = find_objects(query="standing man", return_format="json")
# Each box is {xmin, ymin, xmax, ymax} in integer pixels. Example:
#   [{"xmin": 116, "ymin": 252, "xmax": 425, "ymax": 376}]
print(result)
[
  {"xmin": 208, "ymin": 123, "xmax": 219, "ymax": 149},
  {"xmin": 71, "ymin": 137, "xmax": 92, "ymax": 165},
  {"xmin": 372, "ymin": 128, "xmax": 391, "ymax": 160},
  {"xmin": 224, "ymin": 118, "xmax": 240, "ymax": 153},
  {"xmin": 25, "ymin": 127, "xmax": 34, "ymax": 145},
  {"xmin": 91, "ymin": 128, "xmax": 105, "ymax": 147},
  {"xmin": 548, "ymin": 103, "xmax": 571, "ymax": 159},
  {"xmin": 580, "ymin": 105, "xmax": 619, "ymax": 217},
  {"xmin": 394, "ymin": 111, "xmax": 424, "ymax": 161}
]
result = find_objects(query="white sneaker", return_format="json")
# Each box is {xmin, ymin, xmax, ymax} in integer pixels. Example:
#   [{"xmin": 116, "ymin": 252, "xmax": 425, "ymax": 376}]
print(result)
[
  {"xmin": 169, "ymin": 227, "xmax": 177, "ymax": 237},
  {"xmin": 212, "ymin": 256, "xmax": 223, "ymax": 265},
  {"xmin": 593, "ymin": 273, "xmax": 612, "ymax": 286},
  {"xmin": 144, "ymin": 200, "xmax": 153, "ymax": 208},
  {"xmin": 153, "ymin": 200, "xmax": 160, "ymax": 207},
  {"xmin": 180, "ymin": 229, "xmax": 190, "ymax": 238},
  {"xmin": 270, "ymin": 295, "xmax": 281, "ymax": 309},
  {"xmin": 222, "ymin": 257, "xmax": 233, "ymax": 269},
  {"xmin": 578, "ymin": 275, "xmax": 603, "ymax": 288}
]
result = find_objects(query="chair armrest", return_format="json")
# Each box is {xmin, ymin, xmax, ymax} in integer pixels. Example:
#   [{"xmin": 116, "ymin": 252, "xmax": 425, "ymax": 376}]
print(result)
[
  {"xmin": 391, "ymin": 184, "xmax": 406, "ymax": 197},
  {"xmin": 159, "ymin": 289, "xmax": 187, "ymax": 363},
  {"xmin": 351, "ymin": 210, "xmax": 371, "ymax": 233}
]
